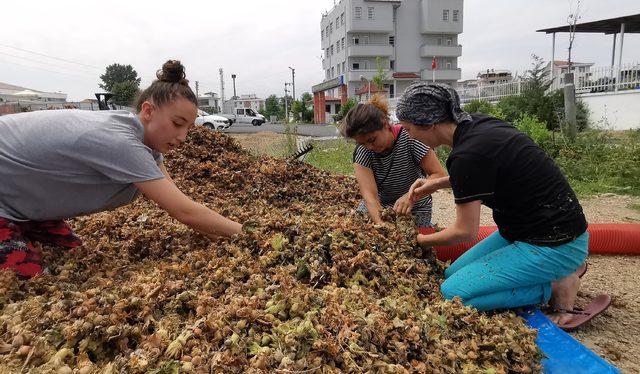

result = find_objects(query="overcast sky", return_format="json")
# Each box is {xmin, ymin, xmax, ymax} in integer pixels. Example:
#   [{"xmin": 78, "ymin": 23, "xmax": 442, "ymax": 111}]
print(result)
[{"xmin": 1, "ymin": 0, "xmax": 638, "ymax": 101}]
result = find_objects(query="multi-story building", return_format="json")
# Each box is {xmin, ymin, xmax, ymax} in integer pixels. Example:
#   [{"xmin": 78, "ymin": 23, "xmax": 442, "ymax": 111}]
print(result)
[
  {"xmin": 312, "ymin": 0, "xmax": 463, "ymax": 123},
  {"xmin": 223, "ymin": 94, "xmax": 265, "ymax": 115}
]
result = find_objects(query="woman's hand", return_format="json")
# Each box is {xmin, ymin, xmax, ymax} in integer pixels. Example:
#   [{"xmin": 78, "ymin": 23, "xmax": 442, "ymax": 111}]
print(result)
[{"xmin": 393, "ymin": 193, "xmax": 414, "ymax": 215}]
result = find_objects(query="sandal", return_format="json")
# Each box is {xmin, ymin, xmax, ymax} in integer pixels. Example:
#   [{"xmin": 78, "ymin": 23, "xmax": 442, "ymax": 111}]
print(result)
[
  {"xmin": 576, "ymin": 262, "xmax": 588, "ymax": 278},
  {"xmin": 548, "ymin": 294, "xmax": 612, "ymax": 332}
]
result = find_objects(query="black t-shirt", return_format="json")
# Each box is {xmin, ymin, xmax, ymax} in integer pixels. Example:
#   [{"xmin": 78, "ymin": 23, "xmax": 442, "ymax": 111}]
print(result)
[{"xmin": 446, "ymin": 114, "xmax": 587, "ymax": 246}]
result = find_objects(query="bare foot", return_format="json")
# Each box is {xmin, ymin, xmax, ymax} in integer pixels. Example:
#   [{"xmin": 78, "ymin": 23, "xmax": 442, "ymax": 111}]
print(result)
[{"xmin": 547, "ymin": 273, "xmax": 580, "ymax": 325}]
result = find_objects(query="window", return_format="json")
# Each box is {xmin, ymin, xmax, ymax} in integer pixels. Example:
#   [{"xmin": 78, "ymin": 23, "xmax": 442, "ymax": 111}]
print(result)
[
  {"xmin": 342, "ymin": 62, "xmax": 346, "ymax": 72},
  {"xmin": 341, "ymin": 13, "xmax": 345, "ymax": 26},
  {"xmin": 368, "ymin": 7, "xmax": 374, "ymax": 20},
  {"xmin": 331, "ymin": 67, "xmax": 335, "ymax": 77},
  {"xmin": 355, "ymin": 6, "xmax": 362, "ymax": 19},
  {"xmin": 443, "ymin": 10, "xmax": 449, "ymax": 21},
  {"xmin": 389, "ymin": 84, "xmax": 395, "ymax": 98},
  {"xmin": 446, "ymin": 62, "xmax": 452, "ymax": 69},
  {"xmin": 342, "ymin": 38, "xmax": 345, "ymax": 49},
  {"xmin": 336, "ymin": 42, "xmax": 340, "ymax": 52},
  {"xmin": 321, "ymin": 30, "xmax": 324, "ymax": 39},
  {"xmin": 325, "ymin": 105, "xmax": 331, "ymax": 113},
  {"xmin": 389, "ymin": 36, "xmax": 395, "ymax": 45},
  {"xmin": 363, "ymin": 35, "xmax": 369, "ymax": 45},
  {"xmin": 326, "ymin": 26, "xmax": 329, "ymax": 36},
  {"xmin": 447, "ymin": 39, "xmax": 452, "ymax": 46},
  {"xmin": 326, "ymin": 69, "xmax": 330, "ymax": 79},
  {"xmin": 236, "ymin": 108, "xmax": 243, "ymax": 115},
  {"xmin": 453, "ymin": 10, "xmax": 459, "ymax": 22},
  {"xmin": 330, "ymin": 22, "xmax": 333, "ymax": 33},
  {"xmin": 337, "ymin": 64, "xmax": 341, "ymax": 74},
  {"xmin": 437, "ymin": 38, "xmax": 442, "ymax": 45},
  {"xmin": 353, "ymin": 36, "xmax": 360, "ymax": 45},
  {"xmin": 330, "ymin": 45, "xmax": 334, "ymax": 55},
  {"xmin": 390, "ymin": 60, "xmax": 395, "ymax": 70},
  {"xmin": 336, "ymin": 17, "xmax": 340, "ymax": 28},
  {"xmin": 325, "ymin": 48, "xmax": 329, "ymax": 58},
  {"xmin": 353, "ymin": 62, "xmax": 360, "ymax": 70}
]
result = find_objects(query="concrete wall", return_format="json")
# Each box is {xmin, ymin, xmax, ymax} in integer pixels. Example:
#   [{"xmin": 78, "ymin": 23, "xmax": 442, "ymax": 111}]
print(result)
[
  {"xmin": 581, "ymin": 90, "xmax": 640, "ymax": 130},
  {"xmin": 394, "ymin": 0, "xmax": 423, "ymax": 73}
]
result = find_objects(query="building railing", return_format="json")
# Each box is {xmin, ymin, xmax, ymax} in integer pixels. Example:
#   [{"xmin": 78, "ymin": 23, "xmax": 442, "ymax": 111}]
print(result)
[
  {"xmin": 456, "ymin": 63, "xmax": 640, "ymax": 104},
  {"xmin": 550, "ymin": 62, "xmax": 640, "ymax": 93}
]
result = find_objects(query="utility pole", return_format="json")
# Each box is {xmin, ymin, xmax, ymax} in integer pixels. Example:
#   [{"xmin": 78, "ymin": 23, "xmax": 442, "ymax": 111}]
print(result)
[
  {"xmin": 231, "ymin": 74, "xmax": 237, "ymax": 100},
  {"xmin": 195, "ymin": 81, "xmax": 199, "ymax": 108},
  {"xmin": 284, "ymin": 82, "xmax": 290, "ymax": 123},
  {"xmin": 219, "ymin": 68, "xmax": 225, "ymax": 107},
  {"xmin": 288, "ymin": 67, "xmax": 296, "ymax": 101}
]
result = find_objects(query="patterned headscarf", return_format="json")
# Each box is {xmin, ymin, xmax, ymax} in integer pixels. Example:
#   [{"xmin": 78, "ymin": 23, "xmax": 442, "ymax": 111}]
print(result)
[{"xmin": 396, "ymin": 82, "xmax": 471, "ymax": 126}]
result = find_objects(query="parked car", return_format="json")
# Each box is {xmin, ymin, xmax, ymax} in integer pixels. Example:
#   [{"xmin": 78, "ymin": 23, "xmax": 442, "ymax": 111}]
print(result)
[
  {"xmin": 222, "ymin": 108, "xmax": 266, "ymax": 126},
  {"xmin": 195, "ymin": 109, "xmax": 231, "ymax": 130}
]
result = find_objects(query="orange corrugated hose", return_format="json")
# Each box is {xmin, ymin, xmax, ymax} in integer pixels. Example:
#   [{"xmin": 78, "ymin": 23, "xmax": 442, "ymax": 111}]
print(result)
[{"xmin": 418, "ymin": 224, "xmax": 640, "ymax": 262}]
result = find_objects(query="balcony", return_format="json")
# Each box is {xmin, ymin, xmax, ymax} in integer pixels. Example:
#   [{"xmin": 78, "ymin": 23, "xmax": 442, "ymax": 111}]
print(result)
[
  {"xmin": 420, "ymin": 44, "xmax": 462, "ymax": 58},
  {"xmin": 347, "ymin": 43, "xmax": 393, "ymax": 57},
  {"xmin": 420, "ymin": 68, "xmax": 461, "ymax": 81},
  {"xmin": 346, "ymin": 69, "xmax": 391, "ymax": 82}
]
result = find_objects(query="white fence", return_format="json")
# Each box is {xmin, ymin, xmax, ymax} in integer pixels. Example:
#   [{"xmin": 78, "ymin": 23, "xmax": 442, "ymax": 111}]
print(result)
[
  {"xmin": 456, "ymin": 63, "xmax": 640, "ymax": 104},
  {"xmin": 550, "ymin": 63, "xmax": 640, "ymax": 94},
  {"xmin": 0, "ymin": 100, "xmax": 134, "ymax": 115}
]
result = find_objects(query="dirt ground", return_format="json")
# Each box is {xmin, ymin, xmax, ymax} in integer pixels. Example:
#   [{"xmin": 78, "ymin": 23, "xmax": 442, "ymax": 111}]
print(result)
[
  {"xmin": 432, "ymin": 189, "xmax": 640, "ymax": 373},
  {"xmin": 233, "ymin": 133, "xmax": 640, "ymax": 372}
]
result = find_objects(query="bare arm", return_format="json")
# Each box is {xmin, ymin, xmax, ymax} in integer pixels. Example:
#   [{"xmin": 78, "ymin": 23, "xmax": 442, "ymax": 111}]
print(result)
[
  {"xmin": 417, "ymin": 200, "xmax": 481, "ymax": 248},
  {"xmin": 408, "ymin": 176, "xmax": 451, "ymax": 203},
  {"xmin": 134, "ymin": 177, "xmax": 242, "ymax": 238},
  {"xmin": 159, "ymin": 162, "xmax": 176, "ymax": 184},
  {"xmin": 354, "ymin": 163, "xmax": 383, "ymax": 224}
]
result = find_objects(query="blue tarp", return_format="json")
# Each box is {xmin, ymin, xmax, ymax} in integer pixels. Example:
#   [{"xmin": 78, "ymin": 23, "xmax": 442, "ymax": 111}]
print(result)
[{"xmin": 520, "ymin": 309, "xmax": 621, "ymax": 374}]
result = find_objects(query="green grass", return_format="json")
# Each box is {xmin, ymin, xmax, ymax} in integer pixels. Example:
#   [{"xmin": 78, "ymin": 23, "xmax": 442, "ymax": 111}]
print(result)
[
  {"xmin": 306, "ymin": 138, "xmax": 355, "ymax": 175},
  {"xmin": 629, "ymin": 203, "xmax": 640, "ymax": 213},
  {"xmin": 303, "ymin": 129, "xmax": 640, "ymax": 199}
]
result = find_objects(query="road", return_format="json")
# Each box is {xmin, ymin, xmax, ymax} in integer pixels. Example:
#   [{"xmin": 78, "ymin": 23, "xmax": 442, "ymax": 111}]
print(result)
[{"xmin": 223, "ymin": 122, "xmax": 340, "ymax": 138}]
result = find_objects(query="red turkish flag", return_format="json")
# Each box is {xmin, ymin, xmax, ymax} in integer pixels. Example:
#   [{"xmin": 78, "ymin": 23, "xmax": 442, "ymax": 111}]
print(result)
[{"xmin": 431, "ymin": 57, "xmax": 438, "ymax": 70}]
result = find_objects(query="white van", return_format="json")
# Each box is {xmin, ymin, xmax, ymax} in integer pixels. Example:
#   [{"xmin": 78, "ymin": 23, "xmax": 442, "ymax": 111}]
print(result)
[{"xmin": 232, "ymin": 108, "xmax": 266, "ymax": 126}]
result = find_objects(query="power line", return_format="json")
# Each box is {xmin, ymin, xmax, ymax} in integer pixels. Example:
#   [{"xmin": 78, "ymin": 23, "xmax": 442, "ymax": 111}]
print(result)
[
  {"xmin": 0, "ymin": 43, "xmax": 102, "ymax": 69},
  {"xmin": 0, "ymin": 51, "xmax": 96, "ymax": 77},
  {"xmin": 0, "ymin": 58, "xmax": 96, "ymax": 79}
]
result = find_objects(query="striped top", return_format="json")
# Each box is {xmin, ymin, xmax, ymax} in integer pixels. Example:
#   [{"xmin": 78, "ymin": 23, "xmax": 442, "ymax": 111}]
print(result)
[{"xmin": 353, "ymin": 126, "xmax": 433, "ymax": 215}]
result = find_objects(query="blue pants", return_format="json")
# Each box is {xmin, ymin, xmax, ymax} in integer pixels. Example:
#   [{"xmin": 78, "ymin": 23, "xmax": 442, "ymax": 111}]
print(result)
[{"xmin": 440, "ymin": 231, "xmax": 589, "ymax": 311}]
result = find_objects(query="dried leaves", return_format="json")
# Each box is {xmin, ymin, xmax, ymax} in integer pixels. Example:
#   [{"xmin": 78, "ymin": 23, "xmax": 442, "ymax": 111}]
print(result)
[{"xmin": 0, "ymin": 127, "xmax": 542, "ymax": 373}]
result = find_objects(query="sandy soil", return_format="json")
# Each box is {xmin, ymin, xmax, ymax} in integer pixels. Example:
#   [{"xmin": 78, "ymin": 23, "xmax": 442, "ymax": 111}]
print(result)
[
  {"xmin": 235, "ymin": 133, "xmax": 640, "ymax": 372},
  {"xmin": 432, "ymin": 190, "xmax": 640, "ymax": 373}
]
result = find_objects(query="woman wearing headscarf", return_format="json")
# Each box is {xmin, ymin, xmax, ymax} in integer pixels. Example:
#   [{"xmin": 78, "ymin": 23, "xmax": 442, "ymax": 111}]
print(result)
[{"xmin": 396, "ymin": 82, "xmax": 609, "ymax": 330}]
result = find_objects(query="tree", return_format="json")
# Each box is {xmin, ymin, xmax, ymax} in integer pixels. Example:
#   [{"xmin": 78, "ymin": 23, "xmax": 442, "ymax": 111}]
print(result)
[
  {"xmin": 99, "ymin": 63, "xmax": 141, "ymax": 92},
  {"xmin": 566, "ymin": 0, "xmax": 582, "ymax": 72},
  {"xmin": 261, "ymin": 95, "xmax": 281, "ymax": 120},
  {"xmin": 372, "ymin": 57, "xmax": 387, "ymax": 91},
  {"xmin": 111, "ymin": 81, "xmax": 140, "ymax": 106}
]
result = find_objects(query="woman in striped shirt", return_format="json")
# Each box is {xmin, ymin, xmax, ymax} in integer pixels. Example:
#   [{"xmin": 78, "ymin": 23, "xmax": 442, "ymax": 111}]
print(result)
[{"xmin": 342, "ymin": 95, "xmax": 447, "ymax": 227}]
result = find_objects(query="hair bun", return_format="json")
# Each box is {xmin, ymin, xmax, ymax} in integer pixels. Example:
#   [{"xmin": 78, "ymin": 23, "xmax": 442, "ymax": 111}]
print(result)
[{"xmin": 157, "ymin": 60, "xmax": 188, "ymax": 85}]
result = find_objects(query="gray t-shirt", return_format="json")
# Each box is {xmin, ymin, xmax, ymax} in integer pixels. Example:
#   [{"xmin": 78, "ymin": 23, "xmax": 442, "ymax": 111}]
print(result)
[{"xmin": 0, "ymin": 110, "xmax": 164, "ymax": 221}]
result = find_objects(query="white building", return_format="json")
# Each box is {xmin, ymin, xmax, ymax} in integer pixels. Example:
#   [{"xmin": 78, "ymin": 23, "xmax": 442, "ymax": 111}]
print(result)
[
  {"xmin": 312, "ymin": 0, "xmax": 464, "ymax": 123},
  {"xmin": 0, "ymin": 82, "xmax": 67, "ymax": 103},
  {"xmin": 222, "ymin": 94, "xmax": 265, "ymax": 115},
  {"xmin": 198, "ymin": 92, "xmax": 221, "ymax": 113},
  {"xmin": 546, "ymin": 60, "xmax": 595, "ymax": 88}
]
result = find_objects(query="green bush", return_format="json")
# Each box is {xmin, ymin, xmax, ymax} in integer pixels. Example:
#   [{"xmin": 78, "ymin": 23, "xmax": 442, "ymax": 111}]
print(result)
[
  {"xmin": 514, "ymin": 113, "xmax": 552, "ymax": 148},
  {"xmin": 463, "ymin": 100, "xmax": 494, "ymax": 115}
]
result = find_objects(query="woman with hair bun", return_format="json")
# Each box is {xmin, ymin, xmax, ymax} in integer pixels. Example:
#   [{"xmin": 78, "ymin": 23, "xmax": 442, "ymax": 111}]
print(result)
[
  {"xmin": 342, "ymin": 94, "xmax": 447, "ymax": 228},
  {"xmin": 0, "ymin": 60, "xmax": 242, "ymax": 278}
]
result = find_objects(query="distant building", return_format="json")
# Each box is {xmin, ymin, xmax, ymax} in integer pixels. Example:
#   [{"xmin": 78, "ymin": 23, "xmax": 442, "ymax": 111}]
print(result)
[
  {"xmin": 198, "ymin": 92, "xmax": 221, "ymax": 113},
  {"xmin": 312, "ymin": 0, "xmax": 464, "ymax": 123},
  {"xmin": 477, "ymin": 69, "xmax": 513, "ymax": 84},
  {"xmin": 0, "ymin": 82, "xmax": 67, "ymax": 103},
  {"xmin": 546, "ymin": 60, "xmax": 594, "ymax": 87},
  {"xmin": 223, "ymin": 94, "xmax": 265, "ymax": 115}
]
